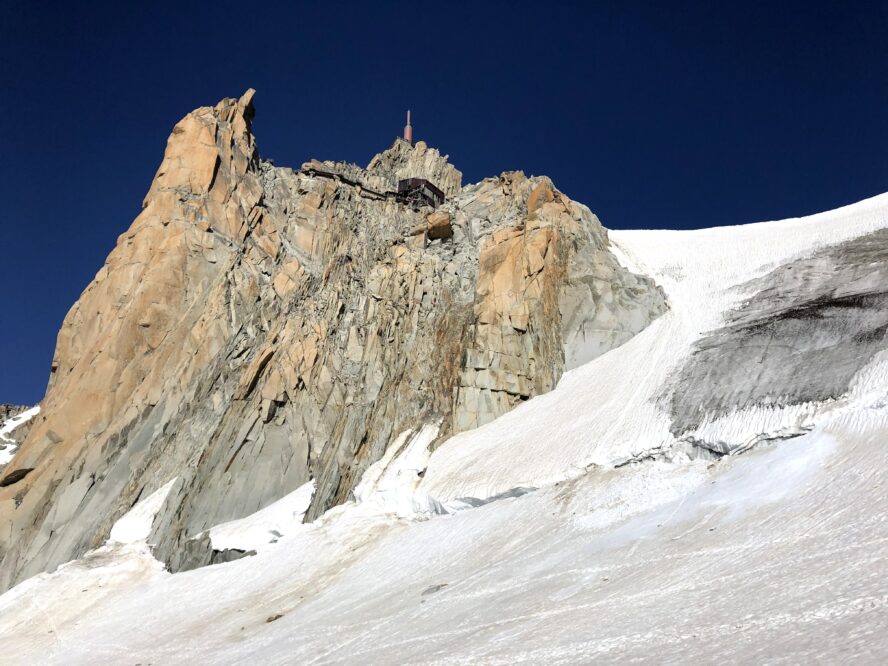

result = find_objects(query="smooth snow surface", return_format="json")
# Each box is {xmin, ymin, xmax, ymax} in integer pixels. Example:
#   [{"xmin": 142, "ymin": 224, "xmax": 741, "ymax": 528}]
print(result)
[
  {"xmin": 1, "ymin": 193, "xmax": 887, "ymax": 663},
  {"xmin": 0, "ymin": 405, "xmax": 39, "ymax": 466}
]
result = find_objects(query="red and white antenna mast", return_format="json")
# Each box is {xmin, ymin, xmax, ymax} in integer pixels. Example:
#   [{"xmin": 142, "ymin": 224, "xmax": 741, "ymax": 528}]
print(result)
[{"xmin": 403, "ymin": 110, "xmax": 413, "ymax": 144}]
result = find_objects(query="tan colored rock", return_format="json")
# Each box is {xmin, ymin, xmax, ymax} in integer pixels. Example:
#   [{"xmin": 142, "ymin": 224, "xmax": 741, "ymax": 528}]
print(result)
[
  {"xmin": 272, "ymin": 259, "xmax": 306, "ymax": 300},
  {"xmin": 406, "ymin": 233, "xmax": 426, "ymax": 250},
  {"xmin": 426, "ymin": 211, "xmax": 453, "ymax": 240},
  {"xmin": 260, "ymin": 369, "xmax": 286, "ymax": 402}
]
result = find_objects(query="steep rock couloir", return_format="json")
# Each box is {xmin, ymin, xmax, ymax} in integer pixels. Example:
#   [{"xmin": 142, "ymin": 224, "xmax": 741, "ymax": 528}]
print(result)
[{"xmin": 0, "ymin": 91, "xmax": 666, "ymax": 587}]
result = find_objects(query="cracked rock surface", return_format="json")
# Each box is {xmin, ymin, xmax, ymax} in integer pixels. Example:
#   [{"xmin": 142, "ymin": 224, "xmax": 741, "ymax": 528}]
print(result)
[{"xmin": 0, "ymin": 91, "xmax": 666, "ymax": 589}]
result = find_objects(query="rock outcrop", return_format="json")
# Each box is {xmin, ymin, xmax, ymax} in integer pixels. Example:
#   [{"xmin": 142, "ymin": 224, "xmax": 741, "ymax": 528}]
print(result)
[
  {"xmin": 0, "ymin": 91, "xmax": 667, "ymax": 589},
  {"xmin": 0, "ymin": 405, "xmax": 28, "ymax": 423},
  {"xmin": 0, "ymin": 405, "xmax": 34, "ymax": 468}
]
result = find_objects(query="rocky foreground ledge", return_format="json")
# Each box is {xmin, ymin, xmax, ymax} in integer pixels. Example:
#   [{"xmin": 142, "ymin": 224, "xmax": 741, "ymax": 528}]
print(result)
[{"xmin": 0, "ymin": 90, "xmax": 666, "ymax": 589}]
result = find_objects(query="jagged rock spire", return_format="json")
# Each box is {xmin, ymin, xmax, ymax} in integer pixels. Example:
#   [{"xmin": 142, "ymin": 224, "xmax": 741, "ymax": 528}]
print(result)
[{"xmin": 0, "ymin": 92, "xmax": 667, "ymax": 588}]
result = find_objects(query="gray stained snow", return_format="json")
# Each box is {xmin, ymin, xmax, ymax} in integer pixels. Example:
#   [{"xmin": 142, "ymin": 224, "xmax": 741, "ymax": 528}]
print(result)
[{"xmin": 669, "ymin": 228, "xmax": 888, "ymax": 439}]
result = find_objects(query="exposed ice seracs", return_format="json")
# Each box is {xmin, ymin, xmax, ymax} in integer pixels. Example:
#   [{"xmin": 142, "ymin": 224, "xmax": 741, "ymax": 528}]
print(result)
[
  {"xmin": 685, "ymin": 347, "xmax": 888, "ymax": 457},
  {"xmin": 846, "ymin": 349, "xmax": 888, "ymax": 410}
]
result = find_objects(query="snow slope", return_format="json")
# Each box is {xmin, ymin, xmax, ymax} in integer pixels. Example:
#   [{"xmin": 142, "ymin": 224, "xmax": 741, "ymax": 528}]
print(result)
[{"xmin": 1, "ymin": 193, "xmax": 887, "ymax": 663}]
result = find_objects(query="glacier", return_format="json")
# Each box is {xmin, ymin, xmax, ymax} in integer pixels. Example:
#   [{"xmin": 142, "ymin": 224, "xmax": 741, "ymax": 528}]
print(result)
[{"xmin": 0, "ymin": 193, "xmax": 887, "ymax": 663}]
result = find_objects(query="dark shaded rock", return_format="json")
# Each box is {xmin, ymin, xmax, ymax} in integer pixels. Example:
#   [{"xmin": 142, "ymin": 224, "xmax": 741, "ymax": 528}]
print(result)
[
  {"xmin": 0, "ymin": 405, "xmax": 28, "ymax": 422},
  {"xmin": 421, "ymin": 583, "xmax": 449, "ymax": 596},
  {"xmin": 0, "ymin": 468, "xmax": 33, "ymax": 487}
]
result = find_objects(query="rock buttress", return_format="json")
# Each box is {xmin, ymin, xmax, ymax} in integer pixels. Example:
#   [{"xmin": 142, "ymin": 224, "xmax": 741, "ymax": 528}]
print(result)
[{"xmin": 0, "ymin": 92, "xmax": 666, "ymax": 588}]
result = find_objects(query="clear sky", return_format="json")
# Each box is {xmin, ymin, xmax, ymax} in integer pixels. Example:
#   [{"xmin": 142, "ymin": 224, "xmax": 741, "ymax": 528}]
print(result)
[{"xmin": 1, "ymin": 1, "xmax": 886, "ymax": 404}]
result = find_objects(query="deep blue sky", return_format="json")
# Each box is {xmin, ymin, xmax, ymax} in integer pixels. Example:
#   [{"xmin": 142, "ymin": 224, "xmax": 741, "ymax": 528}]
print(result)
[{"xmin": 1, "ymin": 1, "xmax": 887, "ymax": 404}]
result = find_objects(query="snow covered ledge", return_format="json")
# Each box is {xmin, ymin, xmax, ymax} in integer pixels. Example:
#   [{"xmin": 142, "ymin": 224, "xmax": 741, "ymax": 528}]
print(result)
[{"xmin": 0, "ymin": 405, "xmax": 40, "ymax": 467}]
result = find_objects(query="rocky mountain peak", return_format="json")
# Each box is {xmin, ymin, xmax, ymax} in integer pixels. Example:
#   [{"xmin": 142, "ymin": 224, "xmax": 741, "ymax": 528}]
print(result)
[
  {"xmin": 366, "ymin": 137, "xmax": 463, "ymax": 197},
  {"xmin": 0, "ymin": 91, "xmax": 666, "ymax": 589}
]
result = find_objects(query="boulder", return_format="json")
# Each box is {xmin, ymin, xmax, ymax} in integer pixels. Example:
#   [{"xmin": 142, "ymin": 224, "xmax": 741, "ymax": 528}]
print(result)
[{"xmin": 426, "ymin": 211, "xmax": 453, "ymax": 240}]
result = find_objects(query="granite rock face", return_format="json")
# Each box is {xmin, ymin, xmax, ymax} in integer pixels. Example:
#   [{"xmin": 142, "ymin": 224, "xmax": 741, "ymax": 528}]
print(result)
[{"xmin": 0, "ymin": 91, "xmax": 666, "ymax": 588}]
